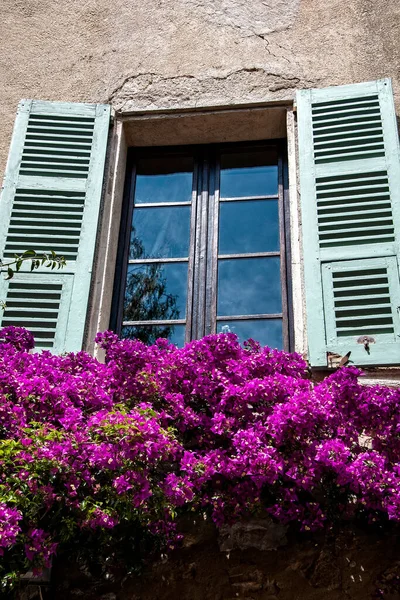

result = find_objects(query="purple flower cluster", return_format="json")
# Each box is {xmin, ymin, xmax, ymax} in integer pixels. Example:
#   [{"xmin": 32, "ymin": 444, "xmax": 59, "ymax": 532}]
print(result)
[
  {"xmin": 0, "ymin": 326, "xmax": 34, "ymax": 351},
  {"xmin": 0, "ymin": 504, "xmax": 22, "ymax": 556},
  {"xmin": 24, "ymin": 528, "xmax": 57, "ymax": 572},
  {"xmin": 0, "ymin": 325, "xmax": 399, "ymax": 588}
]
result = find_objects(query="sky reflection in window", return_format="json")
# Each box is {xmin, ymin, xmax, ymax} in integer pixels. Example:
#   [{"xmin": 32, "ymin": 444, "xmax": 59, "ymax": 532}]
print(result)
[
  {"xmin": 131, "ymin": 206, "xmax": 191, "ymax": 259},
  {"xmin": 121, "ymin": 324, "xmax": 185, "ymax": 347},
  {"xmin": 135, "ymin": 156, "xmax": 193, "ymax": 204},
  {"xmin": 220, "ymin": 149, "xmax": 278, "ymax": 198},
  {"xmin": 217, "ymin": 319, "xmax": 282, "ymax": 349},
  {"xmin": 219, "ymin": 200, "xmax": 279, "ymax": 254},
  {"xmin": 217, "ymin": 257, "xmax": 281, "ymax": 316}
]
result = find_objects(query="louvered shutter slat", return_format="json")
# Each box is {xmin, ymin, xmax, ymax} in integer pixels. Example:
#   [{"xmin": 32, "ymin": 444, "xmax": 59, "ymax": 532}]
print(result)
[
  {"xmin": 298, "ymin": 79, "xmax": 400, "ymax": 366},
  {"xmin": 0, "ymin": 100, "xmax": 110, "ymax": 353}
]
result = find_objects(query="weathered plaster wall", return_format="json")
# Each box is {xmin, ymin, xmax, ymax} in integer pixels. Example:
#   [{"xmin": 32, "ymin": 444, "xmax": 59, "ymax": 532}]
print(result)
[{"xmin": 1, "ymin": 0, "xmax": 400, "ymax": 176}]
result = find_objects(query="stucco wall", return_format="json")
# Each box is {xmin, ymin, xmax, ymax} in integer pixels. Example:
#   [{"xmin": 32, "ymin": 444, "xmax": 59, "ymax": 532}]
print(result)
[{"xmin": 1, "ymin": 0, "xmax": 400, "ymax": 177}]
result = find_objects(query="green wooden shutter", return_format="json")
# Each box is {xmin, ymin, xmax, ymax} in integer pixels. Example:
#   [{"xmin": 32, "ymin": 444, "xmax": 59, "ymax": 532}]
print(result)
[
  {"xmin": 297, "ymin": 79, "xmax": 400, "ymax": 366},
  {"xmin": 0, "ymin": 100, "xmax": 110, "ymax": 352}
]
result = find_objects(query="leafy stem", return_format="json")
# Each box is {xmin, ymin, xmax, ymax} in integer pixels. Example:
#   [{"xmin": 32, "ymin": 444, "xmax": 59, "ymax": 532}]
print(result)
[{"xmin": 0, "ymin": 250, "xmax": 66, "ymax": 310}]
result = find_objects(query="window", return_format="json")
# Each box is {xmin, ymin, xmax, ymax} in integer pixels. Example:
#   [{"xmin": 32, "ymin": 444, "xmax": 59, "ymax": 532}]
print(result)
[
  {"xmin": 1, "ymin": 79, "xmax": 399, "ymax": 366},
  {"xmin": 112, "ymin": 142, "xmax": 291, "ymax": 349}
]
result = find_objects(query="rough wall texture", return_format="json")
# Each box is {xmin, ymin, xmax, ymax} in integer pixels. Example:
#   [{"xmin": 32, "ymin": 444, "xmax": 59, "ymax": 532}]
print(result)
[
  {"xmin": 1, "ymin": 0, "xmax": 400, "ymax": 175},
  {"xmin": 19, "ymin": 519, "xmax": 400, "ymax": 600}
]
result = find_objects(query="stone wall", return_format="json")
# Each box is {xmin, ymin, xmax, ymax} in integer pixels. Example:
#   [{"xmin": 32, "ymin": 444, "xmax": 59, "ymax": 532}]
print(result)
[
  {"xmin": 1, "ymin": 0, "xmax": 400, "ymax": 178},
  {"xmin": 19, "ymin": 519, "xmax": 400, "ymax": 599}
]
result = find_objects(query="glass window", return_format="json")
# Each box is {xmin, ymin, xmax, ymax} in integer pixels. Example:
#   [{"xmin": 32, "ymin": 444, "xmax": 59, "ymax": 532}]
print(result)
[
  {"xmin": 123, "ymin": 263, "xmax": 188, "ymax": 322},
  {"xmin": 114, "ymin": 144, "xmax": 289, "ymax": 349},
  {"xmin": 219, "ymin": 200, "xmax": 279, "ymax": 254},
  {"xmin": 217, "ymin": 257, "xmax": 282, "ymax": 316},
  {"xmin": 220, "ymin": 149, "xmax": 279, "ymax": 198},
  {"xmin": 130, "ymin": 206, "xmax": 191, "ymax": 259},
  {"xmin": 135, "ymin": 155, "xmax": 193, "ymax": 204},
  {"xmin": 217, "ymin": 319, "xmax": 283, "ymax": 348}
]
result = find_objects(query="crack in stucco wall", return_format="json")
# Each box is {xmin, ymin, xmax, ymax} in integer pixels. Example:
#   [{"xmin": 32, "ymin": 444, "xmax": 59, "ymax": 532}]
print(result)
[
  {"xmin": 163, "ymin": 0, "xmax": 301, "ymax": 38},
  {"xmin": 1, "ymin": 0, "xmax": 399, "ymax": 175},
  {"xmin": 106, "ymin": 0, "xmax": 305, "ymax": 112},
  {"xmin": 174, "ymin": 0, "xmax": 300, "ymax": 66},
  {"xmin": 109, "ymin": 68, "xmax": 317, "ymax": 112}
]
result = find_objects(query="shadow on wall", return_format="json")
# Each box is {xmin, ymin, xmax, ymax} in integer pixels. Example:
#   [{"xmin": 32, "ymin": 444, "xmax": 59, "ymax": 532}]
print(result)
[{"xmin": 19, "ymin": 518, "xmax": 400, "ymax": 600}]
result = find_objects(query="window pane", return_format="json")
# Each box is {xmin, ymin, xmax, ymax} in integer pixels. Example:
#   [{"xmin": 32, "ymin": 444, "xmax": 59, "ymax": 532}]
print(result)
[
  {"xmin": 219, "ymin": 200, "xmax": 279, "ymax": 254},
  {"xmin": 217, "ymin": 257, "xmax": 281, "ymax": 316},
  {"xmin": 121, "ymin": 324, "xmax": 185, "ymax": 347},
  {"xmin": 220, "ymin": 150, "xmax": 278, "ymax": 198},
  {"xmin": 135, "ymin": 155, "xmax": 193, "ymax": 204},
  {"xmin": 123, "ymin": 262, "xmax": 188, "ymax": 321},
  {"xmin": 217, "ymin": 319, "xmax": 283, "ymax": 349},
  {"xmin": 130, "ymin": 206, "xmax": 191, "ymax": 259}
]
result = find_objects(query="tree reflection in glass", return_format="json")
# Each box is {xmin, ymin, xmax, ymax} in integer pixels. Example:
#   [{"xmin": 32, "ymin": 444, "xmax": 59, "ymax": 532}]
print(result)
[
  {"xmin": 123, "ymin": 232, "xmax": 181, "ymax": 345},
  {"xmin": 121, "ymin": 324, "xmax": 185, "ymax": 346}
]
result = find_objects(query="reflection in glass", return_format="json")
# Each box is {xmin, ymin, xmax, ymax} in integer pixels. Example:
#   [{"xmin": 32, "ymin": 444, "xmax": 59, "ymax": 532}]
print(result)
[
  {"xmin": 121, "ymin": 324, "xmax": 186, "ymax": 347},
  {"xmin": 217, "ymin": 257, "xmax": 281, "ymax": 316},
  {"xmin": 220, "ymin": 150, "xmax": 278, "ymax": 198},
  {"xmin": 217, "ymin": 319, "xmax": 283, "ymax": 349},
  {"xmin": 123, "ymin": 262, "xmax": 188, "ymax": 322},
  {"xmin": 131, "ymin": 206, "xmax": 191, "ymax": 259},
  {"xmin": 135, "ymin": 156, "xmax": 193, "ymax": 204},
  {"xmin": 219, "ymin": 200, "xmax": 279, "ymax": 254},
  {"xmin": 220, "ymin": 166, "xmax": 278, "ymax": 198}
]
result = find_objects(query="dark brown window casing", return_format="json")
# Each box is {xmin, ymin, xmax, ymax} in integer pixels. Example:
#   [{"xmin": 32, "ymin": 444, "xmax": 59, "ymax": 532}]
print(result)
[{"xmin": 112, "ymin": 141, "xmax": 292, "ymax": 351}]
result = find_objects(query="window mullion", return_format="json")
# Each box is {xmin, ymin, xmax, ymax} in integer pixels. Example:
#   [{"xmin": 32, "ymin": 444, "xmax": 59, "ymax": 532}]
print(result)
[
  {"xmin": 204, "ymin": 153, "xmax": 218, "ymax": 336},
  {"xmin": 190, "ymin": 155, "xmax": 210, "ymax": 339},
  {"xmin": 278, "ymin": 153, "xmax": 290, "ymax": 351},
  {"xmin": 185, "ymin": 159, "xmax": 199, "ymax": 343}
]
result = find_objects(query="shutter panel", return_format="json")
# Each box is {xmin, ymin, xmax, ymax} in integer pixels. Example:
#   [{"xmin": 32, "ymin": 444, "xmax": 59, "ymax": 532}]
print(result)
[
  {"xmin": 0, "ymin": 100, "xmax": 110, "ymax": 352},
  {"xmin": 297, "ymin": 79, "xmax": 400, "ymax": 366}
]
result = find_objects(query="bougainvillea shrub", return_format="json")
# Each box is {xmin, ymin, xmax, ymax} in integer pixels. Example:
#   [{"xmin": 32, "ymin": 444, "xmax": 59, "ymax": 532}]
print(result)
[{"xmin": 0, "ymin": 326, "xmax": 399, "ymax": 591}]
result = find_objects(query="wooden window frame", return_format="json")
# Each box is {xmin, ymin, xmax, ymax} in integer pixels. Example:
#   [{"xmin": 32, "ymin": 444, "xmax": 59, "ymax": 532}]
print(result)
[{"xmin": 111, "ymin": 139, "xmax": 294, "ymax": 351}]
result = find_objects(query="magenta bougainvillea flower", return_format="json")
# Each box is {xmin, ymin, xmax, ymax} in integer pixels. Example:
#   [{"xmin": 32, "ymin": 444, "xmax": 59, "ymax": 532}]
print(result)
[{"xmin": 0, "ymin": 325, "xmax": 399, "ymax": 590}]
